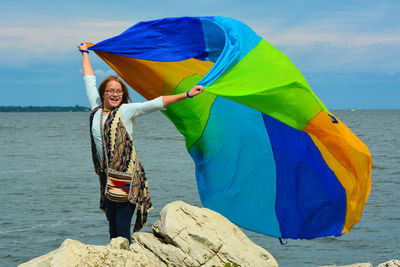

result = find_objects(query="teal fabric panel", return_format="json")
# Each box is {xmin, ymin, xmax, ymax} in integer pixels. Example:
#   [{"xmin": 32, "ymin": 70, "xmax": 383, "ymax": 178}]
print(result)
[
  {"xmin": 199, "ymin": 17, "xmax": 262, "ymax": 86},
  {"xmin": 189, "ymin": 96, "xmax": 281, "ymax": 237}
]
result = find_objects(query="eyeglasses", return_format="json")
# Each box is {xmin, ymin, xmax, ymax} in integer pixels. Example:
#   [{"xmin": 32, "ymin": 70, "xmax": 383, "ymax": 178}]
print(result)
[{"xmin": 105, "ymin": 89, "xmax": 124, "ymax": 95}]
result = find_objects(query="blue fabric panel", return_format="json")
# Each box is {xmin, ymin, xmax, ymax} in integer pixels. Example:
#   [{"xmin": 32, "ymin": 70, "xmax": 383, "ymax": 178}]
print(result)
[
  {"xmin": 199, "ymin": 18, "xmax": 226, "ymax": 62},
  {"xmin": 262, "ymin": 114, "xmax": 346, "ymax": 239},
  {"xmin": 199, "ymin": 16, "xmax": 262, "ymax": 87},
  {"xmin": 89, "ymin": 17, "xmax": 209, "ymax": 62},
  {"xmin": 189, "ymin": 97, "xmax": 281, "ymax": 237}
]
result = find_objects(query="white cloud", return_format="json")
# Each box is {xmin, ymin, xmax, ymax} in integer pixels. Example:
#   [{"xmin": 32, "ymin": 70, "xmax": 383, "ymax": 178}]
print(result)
[
  {"xmin": 0, "ymin": 16, "xmax": 399, "ymax": 73},
  {"xmin": 78, "ymin": 68, "xmax": 116, "ymax": 77},
  {"xmin": 254, "ymin": 25, "xmax": 400, "ymax": 49},
  {"xmin": 0, "ymin": 20, "xmax": 134, "ymax": 57},
  {"xmin": 94, "ymin": 69, "xmax": 116, "ymax": 78},
  {"xmin": 79, "ymin": 21, "xmax": 135, "ymax": 28},
  {"xmin": 2, "ymin": 20, "xmax": 398, "ymax": 57}
]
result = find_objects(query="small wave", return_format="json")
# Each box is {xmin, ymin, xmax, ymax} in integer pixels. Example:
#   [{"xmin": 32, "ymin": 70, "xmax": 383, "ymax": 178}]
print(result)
[
  {"xmin": 151, "ymin": 136, "xmax": 184, "ymax": 141},
  {"xmin": 0, "ymin": 169, "xmax": 41, "ymax": 174},
  {"xmin": 0, "ymin": 224, "xmax": 45, "ymax": 235}
]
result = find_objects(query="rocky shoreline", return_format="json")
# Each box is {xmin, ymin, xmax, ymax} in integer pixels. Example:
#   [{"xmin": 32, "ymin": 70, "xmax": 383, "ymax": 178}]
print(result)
[{"xmin": 19, "ymin": 201, "xmax": 399, "ymax": 267}]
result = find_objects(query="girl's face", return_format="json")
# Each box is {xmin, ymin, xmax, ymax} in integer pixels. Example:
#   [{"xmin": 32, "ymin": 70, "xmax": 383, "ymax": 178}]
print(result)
[{"xmin": 103, "ymin": 80, "xmax": 123, "ymax": 110}]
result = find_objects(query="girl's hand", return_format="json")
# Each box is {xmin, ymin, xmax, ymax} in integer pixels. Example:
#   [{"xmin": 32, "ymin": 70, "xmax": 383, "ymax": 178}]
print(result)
[
  {"xmin": 188, "ymin": 85, "xmax": 204, "ymax": 97},
  {"xmin": 78, "ymin": 42, "xmax": 88, "ymax": 52}
]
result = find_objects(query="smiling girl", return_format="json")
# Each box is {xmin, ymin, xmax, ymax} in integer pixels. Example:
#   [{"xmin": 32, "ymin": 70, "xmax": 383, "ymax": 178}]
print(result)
[{"xmin": 78, "ymin": 42, "xmax": 203, "ymax": 244}]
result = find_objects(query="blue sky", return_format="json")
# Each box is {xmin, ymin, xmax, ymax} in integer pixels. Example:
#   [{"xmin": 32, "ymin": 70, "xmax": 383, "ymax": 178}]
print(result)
[{"xmin": 1, "ymin": 0, "xmax": 399, "ymax": 109}]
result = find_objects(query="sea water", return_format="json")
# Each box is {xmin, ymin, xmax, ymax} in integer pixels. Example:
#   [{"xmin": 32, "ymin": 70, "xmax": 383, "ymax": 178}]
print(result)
[{"xmin": 0, "ymin": 110, "xmax": 399, "ymax": 266}]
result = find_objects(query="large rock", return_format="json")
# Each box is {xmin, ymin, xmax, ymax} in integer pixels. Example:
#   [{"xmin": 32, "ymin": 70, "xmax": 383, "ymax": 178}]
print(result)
[
  {"xmin": 19, "ymin": 237, "xmax": 152, "ymax": 267},
  {"xmin": 320, "ymin": 263, "xmax": 373, "ymax": 267},
  {"xmin": 19, "ymin": 201, "xmax": 278, "ymax": 267},
  {"xmin": 377, "ymin": 260, "xmax": 400, "ymax": 267},
  {"xmin": 131, "ymin": 200, "xmax": 278, "ymax": 266},
  {"xmin": 320, "ymin": 259, "xmax": 400, "ymax": 267}
]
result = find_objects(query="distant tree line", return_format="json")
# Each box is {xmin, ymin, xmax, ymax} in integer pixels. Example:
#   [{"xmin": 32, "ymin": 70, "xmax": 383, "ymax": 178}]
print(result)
[{"xmin": 0, "ymin": 105, "xmax": 91, "ymax": 112}]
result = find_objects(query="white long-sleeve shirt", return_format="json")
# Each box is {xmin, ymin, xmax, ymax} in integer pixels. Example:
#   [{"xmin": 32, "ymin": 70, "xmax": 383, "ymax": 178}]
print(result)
[{"xmin": 84, "ymin": 75, "xmax": 165, "ymax": 161}]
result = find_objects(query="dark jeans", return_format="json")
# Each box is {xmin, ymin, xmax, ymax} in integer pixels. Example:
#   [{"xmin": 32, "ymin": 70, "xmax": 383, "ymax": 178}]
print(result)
[{"xmin": 104, "ymin": 198, "xmax": 136, "ymax": 244}]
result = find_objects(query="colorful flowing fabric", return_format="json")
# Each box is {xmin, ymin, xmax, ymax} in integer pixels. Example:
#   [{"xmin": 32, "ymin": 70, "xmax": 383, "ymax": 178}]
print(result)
[{"xmin": 87, "ymin": 16, "xmax": 373, "ymax": 239}]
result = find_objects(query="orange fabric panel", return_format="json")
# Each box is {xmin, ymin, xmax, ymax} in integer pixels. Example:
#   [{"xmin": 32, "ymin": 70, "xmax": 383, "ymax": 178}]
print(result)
[
  {"xmin": 93, "ymin": 51, "xmax": 214, "ymax": 99},
  {"xmin": 305, "ymin": 111, "xmax": 373, "ymax": 233}
]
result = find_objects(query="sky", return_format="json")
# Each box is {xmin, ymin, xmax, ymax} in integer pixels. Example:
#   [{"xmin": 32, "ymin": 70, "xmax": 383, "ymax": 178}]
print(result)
[{"xmin": 1, "ymin": 0, "xmax": 399, "ymax": 109}]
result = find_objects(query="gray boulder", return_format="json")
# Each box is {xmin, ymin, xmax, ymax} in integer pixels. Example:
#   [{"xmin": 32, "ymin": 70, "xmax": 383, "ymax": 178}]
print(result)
[
  {"xmin": 377, "ymin": 260, "xmax": 400, "ymax": 267},
  {"xmin": 19, "ymin": 237, "xmax": 151, "ymax": 267},
  {"xmin": 131, "ymin": 200, "xmax": 278, "ymax": 266},
  {"xmin": 320, "ymin": 259, "xmax": 400, "ymax": 267},
  {"xmin": 19, "ymin": 201, "xmax": 278, "ymax": 267},
  {"xmin": 320, "ymin": 263, "xmax": 373, "ymax": 267}
]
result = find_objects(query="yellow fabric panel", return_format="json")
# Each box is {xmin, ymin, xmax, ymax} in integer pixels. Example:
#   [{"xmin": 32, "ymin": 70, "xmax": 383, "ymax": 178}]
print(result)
[
  {"xmin": 305, "ymin": 111, "xmax": 373, "ymax": 233},
  {"xmin": 334, "ymin": 115, "xmax": 373, "ymax": 207},
  {"xmin": 93, "ymin": 51, "xmax": 213, "ymax": 99}
]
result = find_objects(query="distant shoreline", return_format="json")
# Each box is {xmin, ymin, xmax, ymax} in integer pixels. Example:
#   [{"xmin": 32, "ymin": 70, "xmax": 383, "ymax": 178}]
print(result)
[
  {"xmin": 0, "ymin": 106, "xmax": 90, "ymax": 112},
  {"xmin": 1, "ymin": 106, "xmax": 398, "ymax": 113}
]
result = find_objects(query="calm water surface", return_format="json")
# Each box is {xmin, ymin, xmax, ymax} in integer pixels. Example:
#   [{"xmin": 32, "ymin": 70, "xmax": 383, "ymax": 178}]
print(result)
[{"xmin": 0, "ymin": 110, "xmax": 399, "ymax": 266}]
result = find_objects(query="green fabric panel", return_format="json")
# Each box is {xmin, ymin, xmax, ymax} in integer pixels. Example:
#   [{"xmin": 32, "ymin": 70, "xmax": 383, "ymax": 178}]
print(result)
[
  {"xmin": 205, "ymin": 39, "xmax": 328, "ymax": 130},
  {"xmin": 162, "ymin": 74, "xmax": 216, "ymax": 148}
]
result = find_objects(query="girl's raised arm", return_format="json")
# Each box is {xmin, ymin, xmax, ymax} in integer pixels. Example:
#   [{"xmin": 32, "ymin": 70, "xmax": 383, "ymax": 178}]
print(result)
[{"xmin": 78, "ymin": 43, "xmax": 94, "ymax": 76}]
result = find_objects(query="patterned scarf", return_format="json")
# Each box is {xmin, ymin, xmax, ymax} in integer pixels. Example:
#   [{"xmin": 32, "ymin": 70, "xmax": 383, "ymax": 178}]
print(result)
[{"xmin": 90, "ymin": 106, "xmax": 152, "ymax": 232}]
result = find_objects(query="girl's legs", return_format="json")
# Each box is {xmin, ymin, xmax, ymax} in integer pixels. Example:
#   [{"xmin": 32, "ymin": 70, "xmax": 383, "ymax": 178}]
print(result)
[
  {"xmin": 104, "ymin": 198, "xmax": 136, "ymax": 243},
  {"xmin": 104, "ymin": 198, "xmax": 117, "ymax": 239}
]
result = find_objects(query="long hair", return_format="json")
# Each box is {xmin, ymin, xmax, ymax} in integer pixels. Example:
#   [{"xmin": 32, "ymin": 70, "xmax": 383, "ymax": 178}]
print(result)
[{"xmin": 98, "ymin": 75, "xmax": 131, "ymax": 105}]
